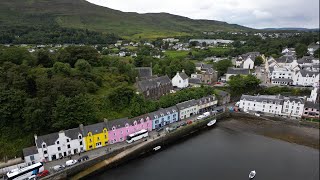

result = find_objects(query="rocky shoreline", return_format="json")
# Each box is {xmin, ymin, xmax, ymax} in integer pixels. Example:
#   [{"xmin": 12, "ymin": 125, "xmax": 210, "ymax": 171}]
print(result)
[{"xmin": 219, "ymin": 114, "xmax": 319, "ymax": 150}]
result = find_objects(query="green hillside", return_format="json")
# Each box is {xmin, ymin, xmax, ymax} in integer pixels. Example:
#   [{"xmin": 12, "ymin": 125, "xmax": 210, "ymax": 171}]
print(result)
[{"xmin": 0, "ymin": 0, "xmax": 250, "ymax": 39}]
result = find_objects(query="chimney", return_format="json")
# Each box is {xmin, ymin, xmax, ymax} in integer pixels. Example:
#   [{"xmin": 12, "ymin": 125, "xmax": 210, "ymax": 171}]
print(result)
[
  {"xmin": 34, "ymin": 134, "xmax": 38, "ymax": 140},
  {"xmin": 104, "ymin": 118, "xmax": 108, "ymax": 123},
  {"xmin": 182, "ymin": 69, "xmax": 185, "ymax": 73},
  {"xmin": 79, "ymin": 124, "xmax": 84, "ymax": 131}
]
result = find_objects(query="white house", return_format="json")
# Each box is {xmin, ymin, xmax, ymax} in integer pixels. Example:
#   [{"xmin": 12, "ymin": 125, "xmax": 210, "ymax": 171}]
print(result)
[
  {"xmin": 226, "ymin": 67, "xmax": 250, "ymax": 81},
  {"xmin": 171, "ymin": 70, "xmax": 189, "ymax": 88},
  {"xmin": 35, "ymin": 127, "xmax": 84, "ymax": 162},
  {"xmin": 197, "ymin": 95, "xmax": 218, "ymax": 113},
  {"xmin": 239, "ymin": 94, "xmax": 283, "ymax": 115},
  {"xmin": 23, "ymin": 146, "xmax": 40, "ymax": 165},
  {"xmin": 293, "ymin": 70, "xmax": 319, "ymax": 86},
  {"xmin": 281, "ymin": 97, "xmax": 305, "ymax": 118},
  {"xmin": 307, "ymin": 87, "xmax": 319, "ymax": 103},
  {"xmin": 271, "ymin": 67, "xmax": 294, "ymax": 85},
  {"xmin": 243, "ymin": 57, "xmax": 255, "ymax": 69},
  {"xmin": 176, "ymin": 99, "xmax": 199, "ymax": 120}
]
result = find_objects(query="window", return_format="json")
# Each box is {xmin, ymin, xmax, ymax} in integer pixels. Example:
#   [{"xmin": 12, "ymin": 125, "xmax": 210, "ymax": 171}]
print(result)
[
  {"xmin": 112, "ymin": 127, "xmax": 116, "ymax": 131},
  {"xmin": 56, "ymin": 141, "xmax": 59, "ymax": 144},
  {"xmin": 127, "ymin": 130, "xmax": 129, "ymax": 133},
  {"xmin": 97, "ymin": 137, "xmax": 100, "ymax": 141},
  {"xmin": 44, "ymin": 150, "xmax": 47, "ymax": 154},
  {"xmin": 42, "ymin": 144, "xmax": 46, "ymax": 148},
  {"xmin": 67, "ymin": 144, "xmax": 70, "ymax": 149},
  {"xmin": 67, "ymin": 139, "xmax": 70, "ymax": 143},
  {"xmin": 58, "ymin": 147, "xmax": 61, "ymax": 151},
  {"xmin": 121, "ymin": 131, "xmax": 123, "ymax": 134},
  {"xmin": 104, "ymin": 129, "xmax": 107, "ymax": 133},
  {"xmin": 90, "ymin": 139, "xmax": 92, "ymax": 142},
  {"xmin": 105, "ymin": 135, "xmax": 107, "ymax": 139},
  {"xmin": 113, "ymin": 133, "xmax": 116, "ymax": 136},
  {"xmin": 80, "ymin": 141, "xmax": 83, "ymax": 146},
  {"xmin": 254, "ymin": 104, "xmax": 255, "ymax": 106},
  {"xmin": 78, "ymin": 135, "xmax": 82, "ymax": 139}
]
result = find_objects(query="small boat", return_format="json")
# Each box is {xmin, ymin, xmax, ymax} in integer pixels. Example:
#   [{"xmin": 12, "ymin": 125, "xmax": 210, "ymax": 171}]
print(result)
[
  {"xmin": 207, "ymin": 119, "xmax": 217, "ymax": 127},
  {"xmin": 249, "ymin": 170, "xmax": 256, "ymax": 179},
  {"xmin": 153, "ymin": 146, "xmax": 161, "ymax": 151}
]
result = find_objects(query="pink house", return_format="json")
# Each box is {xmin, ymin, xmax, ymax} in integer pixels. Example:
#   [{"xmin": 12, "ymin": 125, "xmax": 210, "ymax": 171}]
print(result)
[
  {"xmin": 107, "ymin": 115, "xmax": 153, "ymax": 144},
  {"xmin": 302, "ymin": 102, "xmax": 320, "ymax": 119}
]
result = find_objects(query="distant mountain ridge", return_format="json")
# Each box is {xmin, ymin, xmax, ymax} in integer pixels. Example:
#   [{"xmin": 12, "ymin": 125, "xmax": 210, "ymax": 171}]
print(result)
[
  {"xmin": 262, "ymin": 27, "xmax": 319, "ymax": 32},
  {"xmin": 0, "ymin": 0, "xmax": 250, "ymax": 39}
]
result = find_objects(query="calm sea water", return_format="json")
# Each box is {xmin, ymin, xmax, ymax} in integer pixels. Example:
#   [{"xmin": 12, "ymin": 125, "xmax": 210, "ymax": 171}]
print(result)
[{"xmin": 92, "ymin": 127, "xmax": 319, "ymax": 180}]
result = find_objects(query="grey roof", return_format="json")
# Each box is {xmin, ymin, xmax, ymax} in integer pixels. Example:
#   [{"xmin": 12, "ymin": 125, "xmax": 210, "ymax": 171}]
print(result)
[
  {"xmin": 129, "ymin": 114, "xmax": 152, "ymax": 125},
  {"xmin": 178, "ymin": 72, "xmax": 189, "ymax": 80},
  {"xmin": 299, "ymin": 70, "xmax": 319, "ymax": 77},
  {"xmin": 135, "ymin": 67, "xmax": 152, "ymax": 78},
  {"xmin": 202, "ymin": 64, "xmax": 213, "ymax": 70},
  {"xmin": 276, "ymin": 55, "xmax": 295, "ymax": 63},
  {"xmin": 305, "ymin": 102, "xmax": 320, "ymax": 109},
  {"xmin": 107, "ymin": 117, "xmax": 130, "ymax": 129},
  {"xmin": 240, "ymin": 94, "xmax": 284, "ymax": 104},
  {"xmin": 269, "ymin": 67, "xmax": 275, "ymax": 74},
  {"xmin": 176, "ymin": 99, "xmax": 198, "ymax": 110},
  {"xmin": 148, "ymin": 106, "xmax": 178, "ymax": 119},
  {"xmin": 137, "ymin": 75, "xmax": 172, "ymax": 92},
  {"xmin": 217, "ymin": 90, "xmax": 229, "ymax": 97},
  {"xmin": 272, "ymin": 78, "xmax": 293, "ymax": 83},
  {"xmin": 189, "ymin": 78, "xmax": 201, "ymax": 84},
  {"xmin": 64, "ymin": 127, "xmax": 82, "ymax": 140},
  {"xmin": 308, "ymin": 43, "xmax": 320, "ymax": 50},
  {"xmin": 197, "ymin": 95, "xmax": 216, "ymax": 104},
  {"xmin": 23, "ymin": 146, "xmax": 38, "ymax": 157},
  {"xmin": 205, "ymin": 68, "xmax": 215, "ymax": 74},
  {"xmin": 226, "ymin": 67, "xmax": 250, "ymax": 75},
  {"xmin": 83, "ymin": 122, "xmax": 108, "ymax": 135},
  {"xmin": 283, "ymin": 96, "xmax": 305, "ymax": 104},
  {"xmin": 35, "ymin": 132, "xmax": 59, "ymax": 148},
  {"xmin": 297, "ymin": 56, "xmax": 314, "ymax": 64}
]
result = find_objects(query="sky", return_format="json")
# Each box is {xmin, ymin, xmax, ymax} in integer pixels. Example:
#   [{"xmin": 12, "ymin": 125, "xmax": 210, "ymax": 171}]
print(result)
[{"xmin": 86, "ymin": 0, "xmax": 319, "ymax": 29}]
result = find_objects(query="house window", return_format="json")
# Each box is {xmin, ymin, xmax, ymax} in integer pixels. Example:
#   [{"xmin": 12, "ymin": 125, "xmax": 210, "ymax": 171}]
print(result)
[
  {"xmin": 90, "ymin": 139, "xmax": 92, "ymax": 142},
  {"xmin": 58, "ymin": 147, "xmax": 61, "ymax": 151},
  {"xmin": 112, "ymin": 127, "xmax": 116, "ymax": 131},
  {"xmin": 42, "ymin": 144, "xmax": 46, "ymax": 148},
  {"xmin": 80, "ymin": 141, "xmax": 83, "ymax": 146},
  {"xmin": 44, "ymin": 150, "xmax": 47, "ymax": 154},
  {"xmin": 105, "ymin": 135, "xmax": 107, "ymax": 139},
  {"xmin": 121, "ymin": 131, "xmax": 123, "ymax": 134},
  {"xmin": 127, "ymin": 130, "xmax": 129, "ymax": 133},
  {"xmin": 67, "ymin": 144, "xmax": 70, "ymax": 149},
  {"xmin": 78, "ymin": 135, "xmax": 82, "ymax": 139},
  {"xmin": 104, "ymin": 129, "xmax": 107, "ymax": 133},
  {"xmin": 97, "ymin": 137, "xmax": 100, "ymax": 141},
  {"xmin": 67, "ymin": 139, "xmax": 70, "ymax": 143},
  {"xmin": 113, "ymin": 133, "xmax": 116, "ymax": 136},
  {"xmin": 56, "ymin": 141, "xmax": 59, "ymax": 144}
]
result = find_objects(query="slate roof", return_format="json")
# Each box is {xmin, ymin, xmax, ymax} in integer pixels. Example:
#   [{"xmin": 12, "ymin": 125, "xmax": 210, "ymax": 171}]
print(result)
[
  {"xmin": 64, "ymin": 127, "xmax": 82, "ymax": 140},
  {"xmin": 178, "ymin": 72, "xmax": 189, "ymax": 80},
  {"xmin": 176, "ymin": 99, "xmax": 198, "ymax": 110},
  {"xmin": 276, "ymin": 55, "xmax": 295, "ymax": 63},
  {"xmin": 308, "ymin": 43, "xmax": 320, "ymax": 50},
  {"xmin": 297, "ymin": 56, "xmax": 314, "ymax": 64},
  {"xmin": 195, "ymin": 63, "xmax": 213, "ymax": 70},
  {"xmin": 226, "ymin": 67, "xmax": 250, "ymax": 75},
  {"xmin": 107, "ymin": 117, "xmax": 130, "ymax": 129},
  {"xmin": 189, "ymin": 78, "xmax": 201, "ymax": 84},
  {"xmin": 217, "ymin": 90, "xmax": 230, "ymax": 97},
  {"xmin": 272, "ymin": 78, "xmax": 294, "ymax": 83},
  {"xmin": 35, "ymin": 132, "xmax": 59, "ymax": 148},
  {"xmin": 129, "ymin": 114, "xmax": 152, "ymax": 125},
  {"xmin": 83, "ymin": 122, "xmax": 108, "ymax": 135},
  {"xmin": 148, "ymin": 106, "xmax": 178, "ymax": 119},
  {"xmin": 283, "ymin": 96, "xmax": 305, "ymax": 104},
  {"xmin": 240, "ymin": 94, "xmax": 284, "ymax": 104},
  {"xmin": 137, "ymin": 75, "xmax": 172, "ymax": 92},
  {"xmin": 299, "ymin": 70, "xmax": 319, "ymax": 77},
  {"xmin": 135, "ymin": 67, "xmax": 152, "ymax": 78},
  {"xmin": 197, "ymin": 95, "xmax": 216, "ymax": 104},
  {"xmin": 305, "ymin": 102, "xmax": 320, "ymax": 109},
  {"xmin": 23, "ymin": 146, "xmax": 38, "ymax": 157}
]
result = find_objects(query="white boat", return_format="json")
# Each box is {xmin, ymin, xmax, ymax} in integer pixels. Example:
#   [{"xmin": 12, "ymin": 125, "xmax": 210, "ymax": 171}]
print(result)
[
  {"xmin": 249, "ymin": 170, "xmax": 256, "ymax": 179},
  {"xmin": 153, "ymin": 146, "xmax": 161, "ymax": 151},
  {"xmin": 207, "ymin": 119, "xmax": 217, "ymax": 127}
]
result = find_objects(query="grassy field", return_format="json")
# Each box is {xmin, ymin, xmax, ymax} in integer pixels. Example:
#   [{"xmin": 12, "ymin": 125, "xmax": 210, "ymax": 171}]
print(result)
[{"xmin": 164, "ymin": 50, "xmax": 190, "ymax": 59}]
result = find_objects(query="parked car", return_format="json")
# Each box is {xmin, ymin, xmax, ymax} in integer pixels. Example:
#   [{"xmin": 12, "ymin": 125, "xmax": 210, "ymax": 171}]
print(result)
[
  {"xmin": 77, "ymin": 155, "xmax": 89, "ymax": 163},
  {"xmin": 37, "ymin": 170, "xmax": 49, "ymax": 178},
  {"xmin": 186, "ymin": 120, "xmax": 193, "ymax": 125},
  {"xmin": 180, "ymin": 122, "xmax": 187, "ymax": 126},
  {"xmin": 27, "ymin": 175, "xmax": 37, "ymax": 180},
  {"xmin": 52, "ymin": 165, "xmax": 65, "ymax": 172},
  {"xmin": 66, "ymin": 160, "xmax": 77, "ymax": 167},
  {"xmin": 203, "ymin": 112, "xmax": 210, "ymax": 117},
  {"xmin": 212, "ymin": 110, "xmax": 218, "ymax": 114},
  {"xmin": 197, "ymin": 115, "xmax": 205, "ymax": 120},
  {"xmin": 156, "ymin": 127, "xmax": 164, "ymax": 132},
  {"xmin": 254, "ymin": 113, "xmax": 261, "ymax": 117}
]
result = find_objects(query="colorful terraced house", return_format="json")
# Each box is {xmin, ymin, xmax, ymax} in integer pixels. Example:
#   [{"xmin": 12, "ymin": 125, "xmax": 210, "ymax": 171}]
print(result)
[{"xmin": 81, "ymin": 121, "xmax": 109, "ymax": 151}]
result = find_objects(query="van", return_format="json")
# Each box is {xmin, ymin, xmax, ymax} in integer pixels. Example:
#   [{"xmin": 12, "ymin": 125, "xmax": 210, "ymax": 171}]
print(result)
[
  {"xmin": 66, "ymin": 160, "xmax": 77, "ymax": 167},
  {"xmin": 203, "ymin": 112, "xmax": 210, "ymax": 117},
  {"xmin": 197, "ymin": 115, "xmax": 205, "ymax": 120}
]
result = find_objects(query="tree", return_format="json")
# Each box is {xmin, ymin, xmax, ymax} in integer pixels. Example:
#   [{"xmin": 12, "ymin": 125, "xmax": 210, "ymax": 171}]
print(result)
[
  {"xmin": 36, "ymin": 49, "xmax": 54, "ymax": 68},
  {"xmin": 314, "ymin": 49, "xmax": 319, "ymax": 58},
  {"xmin": 57, "ymin": 46, "xmax": 100, "ymax": 67},
  {"xmin": 228, "ymin": 75, "xmax": 261, "ymax": 94},
  {"xmin": 53, "ymin": 62, "xmax": 71, "ymax": 76},
  {"xmin": 295, "ymin": 43, "xmax": 308, "ymax": 58},
  {"xmin": 0, "ymin": 47, "xmax": 34, "ymax": 65},
  {"xmin": 213, "ymin": 59, "xmax": 233, "ymax": 76},
  {"xmin": 75, "ymin": 59, "xmax": 92, "ymax": 72},
  {"xmin": 254, "ymin": 56, "xmax": 264, "ymax": 66}
]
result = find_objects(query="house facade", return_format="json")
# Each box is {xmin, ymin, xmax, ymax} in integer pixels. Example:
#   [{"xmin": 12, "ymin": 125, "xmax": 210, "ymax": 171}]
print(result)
[
  {"xmin": 281, "ymin": 97, "xmax": 305, "ymax": 118},
  {"xmin": 172, "ymin": 70, "xmax": 189, "ymax": 88},
  {"xmin": 239, "ymin": 95, "xmax": 283, "ymax": 115},
  {"xmin": 226, "ymin": 67, "xmax": 250, "ymax": 81},
  {"xmin": 23, "ymin": 146, "xmax": 40, "ymax": 165},
  {"xmin": 293, "ymin": 70, "xmax": 319, "ymax": 86},
  {"xmin": 217, "ymin": 90, "xmax": 231, "ymax": 105},
  {"xmin": 176, "ymin": 99, "xmax": 199, "ymax": 120},
  {"xmin": 243, "ymin": 57, "xmax": 254, "ymax": 69},
  {"xmin": 302, "ymin": 102, "xmax": 320, "ymax": 119},
  {"xmin": 149, "ymin": 106, "xmax": 179, "ymax": 129},
  {"xmin": 136, "ymin": 75, "xmax": 173, "ymax": 100},
  {"xmin": 197, "ymin": 95, "xmax": 218, "ymax": 113},
  {"xmin": 35, "ymin": 127, "xmax": 85, "ymax": 162},
  {"xmin": 107, "ymin": 115, "xmax": 152, "ymax": 145},
  {"xmin": 82, "ymin": 122, "xmax": 108, "ymax": 151}
]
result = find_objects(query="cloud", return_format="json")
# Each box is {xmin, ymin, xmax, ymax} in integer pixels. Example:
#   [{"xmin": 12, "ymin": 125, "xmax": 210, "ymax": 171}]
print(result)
[{"xmin": 86, "ymin": 0, "xmax": 319, "ymax": 28}]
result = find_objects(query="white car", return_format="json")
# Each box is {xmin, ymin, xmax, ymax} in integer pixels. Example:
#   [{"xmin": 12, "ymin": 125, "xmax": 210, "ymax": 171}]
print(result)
[
  {"xmin": 197, "ymin": 115, "xmax": 205, "ymax": 120},
  {"xmin": 66, "ymin": 160, "xmax": 77, "ymax": 167},
  {"xmin": 254, "ymin": 113, "xmax": 261, "ymax": 117},
  {"xmin": 27, "ymin": 175, "xmax": 37, "ymax": 180},
  {"xmin": 52, "ymin": 165, "xmax": 65, "ymax": 172}
]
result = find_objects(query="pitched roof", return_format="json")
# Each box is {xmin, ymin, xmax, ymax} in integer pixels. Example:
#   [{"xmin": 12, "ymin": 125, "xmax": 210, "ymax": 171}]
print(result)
[
  {"xmin": 276, "ymin": 55, "xmax": 296, "ymax": 63},
  {"xmin": 23, "ymin": 146, "xmax": 38, "ymax": 157},
  {"xmin": 297, "ymin": 56, "xmax": 314, "ymax": 64},
  {"xmin": 176, "ymin": 99, "xmax": 198, "ymax": 110},
  {"xmin": 148, "ymin": 106, "xmax": 178, "ymax": 119},
  {"xmin": 35, "ymin": 132, "xmax": 59, "ymax": 148},
  {"xmin": 178, "ymin": 72, "xmax": 189, "ymax": 80},
  {"xmin": 283, "ymin": 96, "xmax": 305, "ymax": 104},
  {"xmin": 271, "ymin": 78, "xmax": 294, "ymax": 83},
  {"xmin": 64, "ymin": 127, "xmax": 82, "ymax": 140},
  {"xmin": 107, "ymin": 117, "xmax": 130, "ymax": 129},
  {"xmin": 189, "ymin": 78, "xmax": 201, "ymax": 84},
  {"xmin": 217, "ymin": 90, "xmax": 229, "ymax": 97},
  {"xmin": 83, "ymin": 122, "xmax": 108, "ymax": 135},
  {"xmin": 226, "ymin": 67, "xmax": 250, "ymax": 75},
  {"xmin": 305, "ymin": 101, "xmax": 320, "ymax": 109},
  {"xmin": 135, "ymin": 67, "xmax": 152, "ymax": 78},
  {"xmin": 137, "ymin": 75, "xmax": 172, "ymax": 92},
  {"xmin": 197, "ymin": 95, "xmax": 216, "ymax": 104},
  {"xmin": 298, "ymin": 70, "xmax": 319, "ymax": 77}
]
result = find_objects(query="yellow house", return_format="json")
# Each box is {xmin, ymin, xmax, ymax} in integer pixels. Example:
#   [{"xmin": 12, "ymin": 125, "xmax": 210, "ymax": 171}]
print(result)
[{"xmin": 81, "ymin": 121, "xmax": 109, "ymax": 151}]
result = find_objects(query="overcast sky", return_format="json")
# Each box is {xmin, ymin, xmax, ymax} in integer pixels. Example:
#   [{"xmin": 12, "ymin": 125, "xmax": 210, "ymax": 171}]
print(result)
[{"xmin": 86, "ymin": 0, "xmax": 319, "ymax": 29}]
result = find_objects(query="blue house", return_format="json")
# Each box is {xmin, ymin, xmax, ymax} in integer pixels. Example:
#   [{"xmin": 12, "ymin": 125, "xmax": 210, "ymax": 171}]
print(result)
[{"xmin": 149, "ymin": 106, "xmax": 179, "ymax": 129}]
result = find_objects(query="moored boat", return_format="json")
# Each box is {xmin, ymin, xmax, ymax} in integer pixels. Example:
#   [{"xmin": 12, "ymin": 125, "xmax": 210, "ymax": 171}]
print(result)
[
  {"xmin": 207, "ymin": 119, "xmax": 217, "ymax": 127},
  {"xmin": 249, "ymin": 170, "xmax": 256, "ymax": 179},
  {"xmin": 153, "ymin": 146, "xmax": 161, "ymax": 151}
]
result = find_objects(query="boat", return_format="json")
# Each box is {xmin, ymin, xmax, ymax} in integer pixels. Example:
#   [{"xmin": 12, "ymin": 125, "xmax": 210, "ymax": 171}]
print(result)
[
  {"xmin": 207, "ymin": 119, "xmax": 217, "ymax": 127},
  {"xmin": 153, "ymin": 146, "xmax": 161, "ymax": 151},
  {"xmin": 249, "ymin": 170, "xmax": 256, "ymax": 179}
]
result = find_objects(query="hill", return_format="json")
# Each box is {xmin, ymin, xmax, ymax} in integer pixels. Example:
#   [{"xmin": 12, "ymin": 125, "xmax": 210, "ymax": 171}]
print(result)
[{"xmin": 0, "ymin": 0, "xmax": 250, "ymax": 39}]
